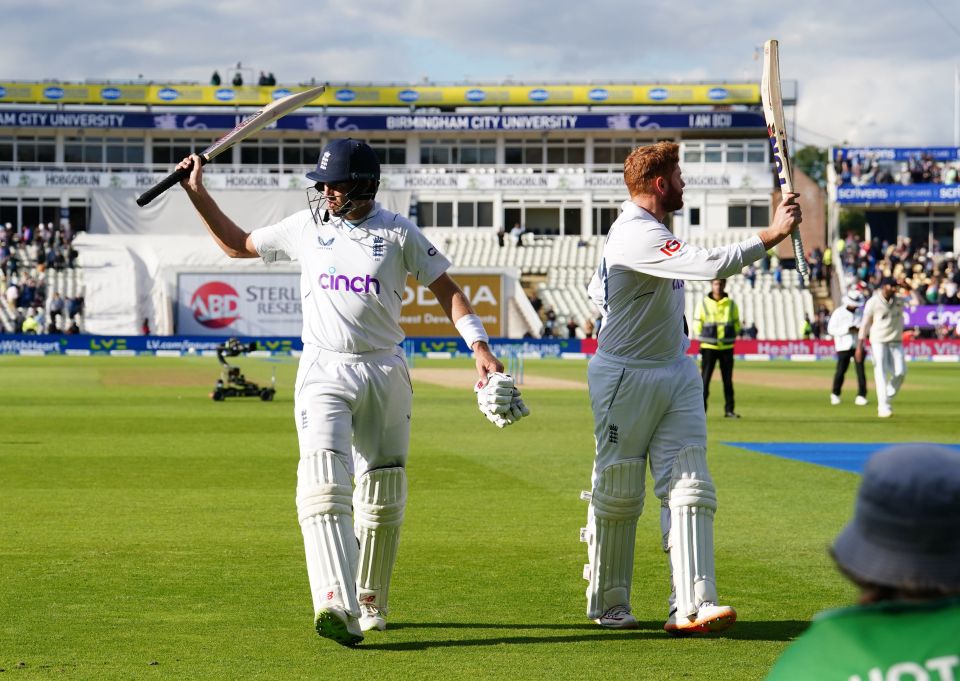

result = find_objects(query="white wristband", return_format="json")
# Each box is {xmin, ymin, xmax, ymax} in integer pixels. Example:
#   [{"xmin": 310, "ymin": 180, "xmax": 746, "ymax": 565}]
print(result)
[{"xmin": 455, "ymin": 313, "xmax": 489, "ymax": 349}]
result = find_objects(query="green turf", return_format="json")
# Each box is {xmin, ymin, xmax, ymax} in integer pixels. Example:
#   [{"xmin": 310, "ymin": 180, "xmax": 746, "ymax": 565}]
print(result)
[{"xmin": 1, "ymin": 355, "xmax": 957, "ymax": 679}]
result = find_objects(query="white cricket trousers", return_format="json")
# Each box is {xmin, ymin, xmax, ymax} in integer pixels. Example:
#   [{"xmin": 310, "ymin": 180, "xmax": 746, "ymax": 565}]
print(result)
[
  {"xmin": 294, "ymin": 344, "xmax": 413, "ymax": 475},
  {"xmin": 871, "ymin": 341, "xmax": 906, "ymax": 413},
  {"xmin": 588, "ymin": 351, "xmax": 708, "ymax": 542}
]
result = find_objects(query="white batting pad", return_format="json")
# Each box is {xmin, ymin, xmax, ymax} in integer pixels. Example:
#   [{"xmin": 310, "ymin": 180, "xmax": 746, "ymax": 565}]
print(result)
[
  {"xmin": 354, "ymin": 467, "xmax": 407, "ymax": 615},
  {"xmin": 667, "ymin": 446, "xmax": 719, "ymax": 618},
  {"xmin": 296, "ymin": 449, "xmax": 360, "ymax": 616},
  {"xmin": 583, "ymin": 459, "xmax": 646, "ymax": 619}
]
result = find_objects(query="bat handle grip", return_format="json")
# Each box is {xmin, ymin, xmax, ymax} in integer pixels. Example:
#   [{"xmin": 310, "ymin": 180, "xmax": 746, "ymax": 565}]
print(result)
[
  {"xmin": 791, "ymin": 227, "xmax": 809, "ymax": 282},
  {"xmin": 136, "ymin": 155, "xmax": 208, "ymax": 207}
]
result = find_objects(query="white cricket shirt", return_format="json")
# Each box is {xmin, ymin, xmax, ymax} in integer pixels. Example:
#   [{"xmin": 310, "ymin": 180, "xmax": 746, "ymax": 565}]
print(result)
[
  {"xmin": 859, "ymin": 291, "xmax": 906, "ymax": 344},
  {"xmin": 250, "ymin": 204, "xmax": 450, "ymax": 353},
  {"xmin": 826, "ymin": 305, "xmax": 862, "ymax": 352},
  {"xmin": 588, "ymin": 201, "xmax": 766, "ymax": 363}
]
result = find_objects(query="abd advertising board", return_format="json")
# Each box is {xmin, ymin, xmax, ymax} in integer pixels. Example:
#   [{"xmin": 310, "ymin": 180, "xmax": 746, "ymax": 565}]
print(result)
[
  {"xmin": 400, "ymin": 273, "xmax": 503, "ymax": 337},
  {"xmin": 176, "ymin": 271, "xmax": 301, "ymax": 335}
]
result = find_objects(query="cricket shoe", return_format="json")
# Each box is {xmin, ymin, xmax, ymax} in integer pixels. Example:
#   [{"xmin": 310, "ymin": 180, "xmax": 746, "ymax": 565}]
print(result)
[
  {"xmin": 878, "ymin": 407, "xmax": 893, "ymax": 418},
  {"xmin": 886, "ymin": 384, "xmax": 896, "ymax": 398},
  {"xmin": 359, "ymin": 603, "xmax": 387, "ymax": 632},
  {"xmin": 830, "ymin": 394, "xmax": 841, "ymax": 405},
  {"xmin": 315, "ymin": 606, "xmax": 364, "ymax": 647},
  {"xmin": 594, "ymin": 604, "xmax": 639, "ymax": 629},
  {"xmin": 855, "ymin": 396, "xmax": 869, "ymax": 406},
  {"xmin": 664, "ymin": 603, "xmax": 737, "ymax": 636}
]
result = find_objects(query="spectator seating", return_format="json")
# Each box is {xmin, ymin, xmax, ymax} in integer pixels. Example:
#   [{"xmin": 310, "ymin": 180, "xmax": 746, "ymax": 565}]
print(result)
[
  {"xmin": 428, "ymin": 228, "xmax": 816, "ymax": 340},
  {"xmin": 0, "ymin": 231, "xmax": 84, "ymax": 334}
]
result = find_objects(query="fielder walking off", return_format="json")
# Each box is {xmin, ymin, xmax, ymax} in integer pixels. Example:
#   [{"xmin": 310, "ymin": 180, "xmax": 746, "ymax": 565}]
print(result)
[
  {"xmin": 582, "ymin": 142, "xmax": 802, "ymax": 634},
  {"xmin": 856, "ymin": 277, "xmax": 906, "ymax": 418},
  {"xmin": 827, "ymin": 289, "xmax": 868, "ymax": 406},
  {"xmin": 177, "ymin": 138, "xmax": 528, "ymax": 646},
  {"xmin": 693, "ymin": 278, "xmax": 741, "ymax": 418}
]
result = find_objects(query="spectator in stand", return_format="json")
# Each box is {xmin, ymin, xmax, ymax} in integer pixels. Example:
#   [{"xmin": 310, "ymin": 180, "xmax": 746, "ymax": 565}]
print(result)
[
  {"xmin": 745, "ymin": 264, "xmax": 757, "ymax": 289},
  {"xmin": 583, "ymin": 318, "xmax": 595, "ymax": 338},
  {"xmin": 66, "ymin": 317, "xmax": 80, "ymax": 335},
  {"xmin": 49, "ymin": 292, "xmax": 65, "ymax": 322},
  {"xmin": 232, "ymin": 71, "xmax": 243, "ymax": 87},
  {"xmin": 542, "ymin": 308, "xmax": 557, "ymax": 337},
  {"xmin": 743, "ymin": 321, "xmax": 759, "ymax": 339},
  {"xmin": 801, "ymin": 314, "xmax": 813, "ymax": 339},
  {"xmin": 764, "ymin": 444, "xmax": 960, "ymax": 681},
  {"xmin": 141, "ymin": 317, "xmax": 151, "ymax": 335},
  {"xmin": 529, "ymin": 294, "xmax": 543, "ymax": 314},
  {"xmin": 566, "ymin": 317, "xmax": 578, "ymax": 339},
  {"xmin": 773, "ymin": 263, "xmax": 783, "ymax": 288},
  {"xmin": 21, "ymin": 310, "xmax": 39, "ymax": 334},
  {"xmin": 496, "ymin": 225, "xmax": 505, "ymax": 248},
  {"xmin": 510, "ymin": 222, "xmax": 525, "ymax": 247},
  {"xmin": 67, "ymin": 295, "xmax": 84, "ymax": 319},
  {"xmin": 809, "ymin": 247, "xmax": 823, "ymax": 283},
  {"xmin": 258, "ymin": 71, "xmax": 269, "ymax": 86},
  {"xmin": 5, "ymin": 280, "xmax": 18, "ymax": 313},
  {"xmin": 211, "ymin": 70, "xmax": 222, "ymax": 86},
  {"xmin": 267, "ymin": 72, "xmax": 277, "ymax": 86}
]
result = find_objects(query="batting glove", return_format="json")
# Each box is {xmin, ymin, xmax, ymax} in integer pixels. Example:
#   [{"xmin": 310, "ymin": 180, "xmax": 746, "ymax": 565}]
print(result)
[
  {"xmin": 475, "ymin": 372, "xmax": 516, "ymax": 416},
  {"xmin": 507, "ymin": 389, "xmax": 531, "ymax": 422}
]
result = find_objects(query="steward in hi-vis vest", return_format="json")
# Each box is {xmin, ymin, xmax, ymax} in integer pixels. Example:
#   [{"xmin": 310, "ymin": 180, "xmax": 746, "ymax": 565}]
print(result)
[{"xmin": 693, "ymin": 278, "xmax": 741, "ymax": 417}]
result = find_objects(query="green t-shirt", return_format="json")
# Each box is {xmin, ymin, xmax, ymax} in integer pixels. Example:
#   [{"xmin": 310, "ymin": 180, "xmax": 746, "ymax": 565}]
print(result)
[{"xmin": 765, "ymin": 598, "xmax": 960, "ymax": 681}]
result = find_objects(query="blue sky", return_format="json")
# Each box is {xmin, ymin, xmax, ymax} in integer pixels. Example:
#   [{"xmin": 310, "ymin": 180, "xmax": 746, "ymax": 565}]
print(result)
[{"xmin": 5, "ymin": 0, "xmax": 960, "ymax": 147}]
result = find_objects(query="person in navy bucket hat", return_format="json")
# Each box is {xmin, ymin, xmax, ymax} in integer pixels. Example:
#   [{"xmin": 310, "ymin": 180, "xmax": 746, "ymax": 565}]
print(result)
[{"xmin": 765, "ymin": 443, "xmax": 960, "ymax": 680}]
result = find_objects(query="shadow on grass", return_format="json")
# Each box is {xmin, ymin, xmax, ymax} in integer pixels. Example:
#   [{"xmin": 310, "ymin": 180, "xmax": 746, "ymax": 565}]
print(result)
[{"xmin": 357, "ymin": 620, "xmax": 808, "ymax": 650}]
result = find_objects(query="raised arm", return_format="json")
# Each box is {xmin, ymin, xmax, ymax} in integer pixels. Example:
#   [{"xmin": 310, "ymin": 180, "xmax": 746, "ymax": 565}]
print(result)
[
  {"xmin": 756, "ymin": 194, "xmax": 804, "ymax": 250},
  {"xmin": 177, "ymin": 153, "xmax": 259, "ymax": 258}
]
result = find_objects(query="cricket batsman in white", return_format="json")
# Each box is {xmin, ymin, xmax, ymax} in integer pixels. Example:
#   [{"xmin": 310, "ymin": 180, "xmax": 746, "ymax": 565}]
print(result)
[
  {"xmin": 582, "ymin": 142, "xmax": 802, "ymax": 634},
  {"xmin": 176, "ymin": 138, "xmax": 529, "ymax": 646}
]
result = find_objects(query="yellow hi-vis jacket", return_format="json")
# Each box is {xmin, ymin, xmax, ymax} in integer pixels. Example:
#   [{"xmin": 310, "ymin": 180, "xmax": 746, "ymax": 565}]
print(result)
[{"xmin": 693, "ymin": 294, "xmax": 740, "ymax": 350}]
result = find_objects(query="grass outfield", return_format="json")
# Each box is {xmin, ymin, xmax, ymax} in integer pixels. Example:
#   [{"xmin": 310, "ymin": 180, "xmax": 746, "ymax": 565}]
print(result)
[{"xmin": 1, "ymin": 355, "xmax": 957, "ymax": 680}]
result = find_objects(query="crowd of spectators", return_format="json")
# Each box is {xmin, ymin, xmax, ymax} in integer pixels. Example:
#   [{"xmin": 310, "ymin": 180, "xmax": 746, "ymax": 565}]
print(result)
[
  {"xmin": 834, "ymin": 231, "xmax": 960, "ymax": 339},
  {"xmin": 835, "ymin": 152, "xmax": 958, "ymax": 186},
  {"xmin": 0, "ymin": 221, "xmax": 84, "ymax": 334}
]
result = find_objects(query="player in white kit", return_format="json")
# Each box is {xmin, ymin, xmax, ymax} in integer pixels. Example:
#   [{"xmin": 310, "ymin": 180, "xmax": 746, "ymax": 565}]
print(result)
[
  {"xmin": 856, "ymin": 277, "xmax": 907, "ymax": 418},
  {"xmin": 176, "ymin": 138, "xmax": 528, "ymax": 646},
  {"xmin": 582, "ymin": 142, "xmax": 802, "ymax": 635}
]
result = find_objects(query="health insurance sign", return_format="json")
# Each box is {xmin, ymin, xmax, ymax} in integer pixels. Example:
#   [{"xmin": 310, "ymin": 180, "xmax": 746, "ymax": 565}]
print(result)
[
  {"xmin": 400, "ymin": 273, "xmax": 504, "ymax": 337},
  {"xmin": 176, "ymin": 270, "xmax": 504, "ymax": 337}
]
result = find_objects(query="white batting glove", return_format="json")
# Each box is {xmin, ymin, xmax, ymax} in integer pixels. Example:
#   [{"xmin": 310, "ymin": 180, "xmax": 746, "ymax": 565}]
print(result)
[
  {"xmin": 507, "ymin": 389, "xmax": 531, "ymax": 422},
  {"xmin": 475, "ymin": 372, "xmax": 516, "ymax": 416}
]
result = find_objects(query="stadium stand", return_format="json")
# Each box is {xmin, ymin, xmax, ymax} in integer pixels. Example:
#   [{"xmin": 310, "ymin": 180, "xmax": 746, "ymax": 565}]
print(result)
[
  {"xmin": 426, "ymin": 228, "xmax": 816, "ymax": 340},
  {"xmin": 0, "ymin": 223, "xmax": 84, "ymax": 334}
]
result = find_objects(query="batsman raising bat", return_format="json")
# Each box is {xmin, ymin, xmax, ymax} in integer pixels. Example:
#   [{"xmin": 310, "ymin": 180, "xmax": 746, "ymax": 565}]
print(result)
[
  {"xmin": 176, "ymin": 138, "xmax": 528, "ymax": 647},
  {"xmin": 582, "ymin": 142, "xmax": 800, "ymax": 635}
]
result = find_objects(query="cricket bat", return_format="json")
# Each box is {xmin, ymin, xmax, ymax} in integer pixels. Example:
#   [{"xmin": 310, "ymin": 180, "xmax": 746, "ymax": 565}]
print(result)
[
  {"xmin": 761, "ymin": 39, "xmax": 809, "ymax": 281},
  {"xmin": 136, "ymin": 86, "xmax": 325, "ymax": 207}
]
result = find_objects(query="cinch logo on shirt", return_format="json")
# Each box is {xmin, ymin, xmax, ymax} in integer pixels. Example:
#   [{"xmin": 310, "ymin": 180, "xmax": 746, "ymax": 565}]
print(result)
[
  {"xmin": 319, "ymin": 267, "xmax": 381, "ymax": 295},
  {"xmin": 191, "ymin": 281, "xmax": 240, "ymax": 328}
]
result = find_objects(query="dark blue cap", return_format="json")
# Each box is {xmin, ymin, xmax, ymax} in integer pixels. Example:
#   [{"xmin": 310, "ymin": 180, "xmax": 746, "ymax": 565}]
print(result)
[{"xmin": 306, "ymin": 138, "xmax": 380, "ymax": 185}]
